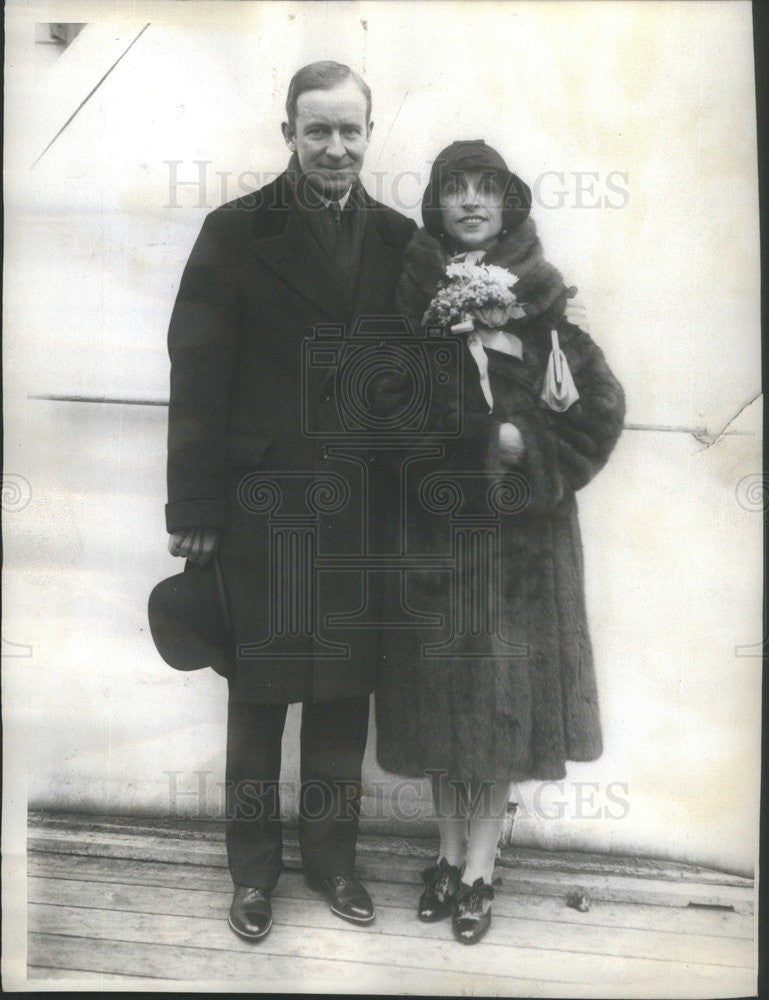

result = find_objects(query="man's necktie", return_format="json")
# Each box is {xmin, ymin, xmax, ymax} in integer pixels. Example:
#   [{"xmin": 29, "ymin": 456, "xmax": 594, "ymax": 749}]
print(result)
[{"xmin": 329, "ymin": 201, "xmax": 342, "ymax": 230}]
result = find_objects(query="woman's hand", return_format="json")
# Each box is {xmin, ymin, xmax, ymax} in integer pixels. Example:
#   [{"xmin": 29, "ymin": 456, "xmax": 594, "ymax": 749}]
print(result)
[
  {"xmin": 564, "ymin": 293, "xmax": 590, "ymax": 333},
  {"xmin": 498, "ymin": 422, "xmax": 525, "ymax": 464},
  {"xmin": 168, "ymin": 528, "xmax": 219, "ymax": 564}
]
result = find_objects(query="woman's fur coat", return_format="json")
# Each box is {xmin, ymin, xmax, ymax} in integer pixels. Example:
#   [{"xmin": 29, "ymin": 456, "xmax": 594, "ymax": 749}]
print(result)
[{"xmin": 374, "ymin": 222, "xmax": 626, "ymax": 783}]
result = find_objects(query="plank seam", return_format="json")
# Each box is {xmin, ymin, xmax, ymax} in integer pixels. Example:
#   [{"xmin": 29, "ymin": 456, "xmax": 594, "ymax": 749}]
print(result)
[
  {"xmin": 27, "ymin": 907, "xmax": 755, "ymax": 970},
  {"xmin": 27, "ymin": 879, "xmax": 753, "ymax": 941},
  {"xmin": 27, "ymin": 932, "xmax": 590, "ymax": 984}
]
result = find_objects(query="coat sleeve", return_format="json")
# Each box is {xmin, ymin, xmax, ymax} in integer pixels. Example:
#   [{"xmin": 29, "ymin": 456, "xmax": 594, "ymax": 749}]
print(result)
[
  {"xmin": 545, "ymin": 321, "xmax": 626, "ymax": 492},
  {"xmin": 368, "ymin": 321, "xmax": 624, "ymax": 515},
  {"xmin": 165, "ymin": 211, "xmax": 244, "ymax": 532},
  {"xmin": 497, "ymin": 320, "xmax": 626, "ymax": 514}
]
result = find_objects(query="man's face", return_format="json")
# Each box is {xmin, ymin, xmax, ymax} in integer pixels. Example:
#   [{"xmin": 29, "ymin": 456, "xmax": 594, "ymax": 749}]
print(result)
[{"xmin": 282, "ymin": 79, "xmax": 373, "ymax": 199}]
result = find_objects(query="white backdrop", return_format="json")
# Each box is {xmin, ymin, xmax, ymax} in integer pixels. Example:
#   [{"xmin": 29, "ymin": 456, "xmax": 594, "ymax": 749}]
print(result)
[{"xmin": 3, "ymin": 0, "xmax": 762, "ymax": 876}]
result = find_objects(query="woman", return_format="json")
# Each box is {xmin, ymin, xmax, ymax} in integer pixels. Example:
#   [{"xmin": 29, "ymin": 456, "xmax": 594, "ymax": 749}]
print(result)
[{"xmin": 374, "ymin": 141, "xmax": 625, "ymax": 944}]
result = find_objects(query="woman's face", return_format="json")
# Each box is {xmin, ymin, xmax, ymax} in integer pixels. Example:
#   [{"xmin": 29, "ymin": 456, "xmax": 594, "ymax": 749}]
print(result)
[{"xmin": 439, "ymin": 169, "xmax": 505, "ymax": 250}]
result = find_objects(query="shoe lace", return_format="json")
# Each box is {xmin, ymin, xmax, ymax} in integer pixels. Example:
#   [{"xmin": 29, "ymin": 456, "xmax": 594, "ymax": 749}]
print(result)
[
  {"xmin": 241, "ymin": 886, "xmax": 268, "ymax": 902},
  {"xmin": 422, "ymin": 858, "xmax": 460, "ymax": 896},
  {"xmin": 329, "ymin": 874, "xmax": 354, "ymax": 890},
  {"xmin": 455, "ymin": 880, "xmax": 494, "ymax": 914}
]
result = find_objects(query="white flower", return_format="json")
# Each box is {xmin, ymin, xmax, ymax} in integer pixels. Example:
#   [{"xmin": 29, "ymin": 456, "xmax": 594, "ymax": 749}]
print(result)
[
  {"xmin": 422, "ymin": 260, "xmax": 521, "ymax": 327},
  {"xmin": 445, "ymin": 261, "xmax": 475, "ymax": 280}
]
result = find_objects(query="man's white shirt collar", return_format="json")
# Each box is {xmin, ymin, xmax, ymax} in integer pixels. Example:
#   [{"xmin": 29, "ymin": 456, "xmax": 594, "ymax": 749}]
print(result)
[{"xmin": 317, "ymin": 186, "xmax": 353, "ymax": 210}]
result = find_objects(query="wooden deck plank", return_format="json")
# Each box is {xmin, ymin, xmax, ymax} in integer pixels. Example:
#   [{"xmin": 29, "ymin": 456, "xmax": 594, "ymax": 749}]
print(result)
[
  {"xmin": 28, "ymin": 967, "xmax": 177, "ymax": 987},
  {"xmin": 28, "ymin": 877, "xmax": 755, "ymax": 969},
  {"xmin": 24, "ymin": 934, "xmax": 755, "ymax": 1000},
  {"xmin": 28, "ymin": 812, "xmax": 753, "ymax": 886},
  {"xmin": 27, "ymin": 903, "xmax": 755, "ymax": 987},
  {"xmin": 27, "ymin": 933, "xmax": 590, "ymax": 996},
  {"xmin": 28, "ymin": 827, "xmax": 227, "ymax": 867},
  {"xmin": 27, "ymin": 853, "xmax": 754, "ymax": 940},
  {"xmin": 24, "ymin": 815, "xmax": 757, "ymax": 995},
  {"xmin": 27, "ymin": 827, "xmax": 754, "ymax": 913},
  {"xmin": 27, "ymin": 931, "xmax": 755, "ymax": 999},
  {"xmin": 27, "ymin": 813, "xmax": 754, "ymax": 883}
]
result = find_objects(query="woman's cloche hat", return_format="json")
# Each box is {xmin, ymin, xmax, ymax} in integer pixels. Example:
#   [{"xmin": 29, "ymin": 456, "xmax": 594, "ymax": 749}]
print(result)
[{"xmin": 421, "ymin": 139, "xmax": 532, "ymax": 239}]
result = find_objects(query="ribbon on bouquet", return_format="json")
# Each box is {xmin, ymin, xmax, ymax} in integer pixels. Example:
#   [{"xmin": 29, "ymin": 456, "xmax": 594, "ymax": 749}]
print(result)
[
  {"xmin": 465, "ymin": 332, "xmax": 494, "ymax": 410},
  {"xmin": 540, "ymin": 329, "xmax": 580, "ymax": 412},
  {"xmin": 450, "ymin": 318, "xmax": 579, "ymax": 414},
  {"xmin": 451, "ymin": 316, "xmax": 524, "ymax": 412}
]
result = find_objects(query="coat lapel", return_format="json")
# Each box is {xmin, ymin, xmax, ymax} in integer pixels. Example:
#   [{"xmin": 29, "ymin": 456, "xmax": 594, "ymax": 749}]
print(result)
[
  {"xmin": 350, "ymin": 194, "xmax": 402, "ymax": 318},
  {"xmin": 251, "ymin": 188, "xmax": 347, "ymax": 319},
  {"xmin": 250, "ymin": 175, "xmax": 403, "ymax": 321}
]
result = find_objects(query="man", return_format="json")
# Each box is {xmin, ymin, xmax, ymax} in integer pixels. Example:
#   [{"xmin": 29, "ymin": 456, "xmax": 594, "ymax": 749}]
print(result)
[{"xmin": 165, "ymin": 61, "xmax": 416, "ymax": 941}]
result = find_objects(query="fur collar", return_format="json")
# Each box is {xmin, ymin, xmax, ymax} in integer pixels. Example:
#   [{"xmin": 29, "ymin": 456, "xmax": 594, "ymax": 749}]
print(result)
[{"xmin": 395, "ymin": 219, "xmax": 571, "ymax": 331}]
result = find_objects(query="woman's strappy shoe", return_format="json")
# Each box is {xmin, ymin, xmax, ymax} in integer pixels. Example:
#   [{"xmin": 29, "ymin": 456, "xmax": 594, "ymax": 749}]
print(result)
[
  {"xmin": 452, "ymin": 877, "xmax": 494, "ymax": 944},
  {"xmin": 417, "ymin": 857, "xmax": 463, "ymax": 922}
]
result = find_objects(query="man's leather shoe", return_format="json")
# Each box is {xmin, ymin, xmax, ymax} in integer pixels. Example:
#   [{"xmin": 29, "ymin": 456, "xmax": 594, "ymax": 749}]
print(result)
[
  {"xmin": 228, "ymin": 886, "xmax": 273, "ymax": 941},
  {"xmin": 418, "ymin": 857, "xmax": 462, "ymax": 922},
  {"xmin": 452, "ymin": 878, "xmax": 494, "ymax": 944},
  {"xmin": 307, "ymin": 873, "xmax": 375, "ymax": 924}
]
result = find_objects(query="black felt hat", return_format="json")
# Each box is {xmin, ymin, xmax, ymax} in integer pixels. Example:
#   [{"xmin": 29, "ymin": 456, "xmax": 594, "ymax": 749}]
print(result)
[
  {"xmin": 421, "ymin": 139, "xmax": 532, "ymax": 239},
  {"xmin": 148, "ymin": 557, "xmax": 234, "ymax": 677}
]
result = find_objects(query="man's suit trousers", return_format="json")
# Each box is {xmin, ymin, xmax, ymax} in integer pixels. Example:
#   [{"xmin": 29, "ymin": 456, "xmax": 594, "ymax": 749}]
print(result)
[{"xmin": 225, "ymin": 691, "xmax": 370, "ymax": 889}]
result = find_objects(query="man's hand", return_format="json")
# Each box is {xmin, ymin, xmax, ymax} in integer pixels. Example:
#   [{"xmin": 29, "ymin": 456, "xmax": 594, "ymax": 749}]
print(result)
[
  {"xmin": 168, "ymin": 528, "xmax": 220, "ymax": 564},
  {"xmin": 498, "ymin": 422, "xmax": 525, "ymax": 465}
]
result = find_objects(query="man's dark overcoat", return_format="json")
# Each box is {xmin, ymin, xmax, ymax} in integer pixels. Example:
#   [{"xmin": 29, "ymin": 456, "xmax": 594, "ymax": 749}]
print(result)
[{"xmin": 166, "ymin": 168, "xmax": 416, "ymax": 704}]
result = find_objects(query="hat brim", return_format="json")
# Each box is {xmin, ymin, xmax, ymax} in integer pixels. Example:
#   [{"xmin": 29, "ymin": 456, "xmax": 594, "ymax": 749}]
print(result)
[
  {"xmin": 148, "ymin": 565, "xmax": 234, "ymax": 677},
  {"xmin": 421, "ymin": 141, "xmax": 532, "ymax": 239}
]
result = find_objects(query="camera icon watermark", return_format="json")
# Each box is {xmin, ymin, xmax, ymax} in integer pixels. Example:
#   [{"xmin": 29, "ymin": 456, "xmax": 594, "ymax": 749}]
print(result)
[
  {"xmin": 1, "ymin": 473, "xmax": 32, "ymax": 513},
  {"xmin": 231, "ymin": 313, "xmax": 537, "ymax": 660},
  {"xmin": 301, "ymin": 315, "xmax": 462, "ymax": 440}
]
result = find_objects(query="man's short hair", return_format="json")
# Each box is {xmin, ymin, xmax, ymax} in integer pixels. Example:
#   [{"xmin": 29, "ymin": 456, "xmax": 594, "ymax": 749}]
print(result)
[{"xmin": 285, "ymin": 61, "xmax": 372, "ymax": 129}]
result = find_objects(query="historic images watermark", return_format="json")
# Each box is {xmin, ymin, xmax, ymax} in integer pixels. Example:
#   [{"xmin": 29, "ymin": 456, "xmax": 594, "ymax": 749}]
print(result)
[
  {"xmin": 164, "ymin": 769, "xmax": 631, "ymax": 823},
  {"xmin": 1, "ymin": 473, "xmax": 32, "ymax": 513},
  {"xmin": 734, "ymin": 473, "xmax": 768, "ymax": 660},
  {"xmin": 164, "ymin": 161, "xmax": 630, "ymax": 212},
  {"xmin": 1, "ymin": 474, "xmax": 34, "ymax": 660}
]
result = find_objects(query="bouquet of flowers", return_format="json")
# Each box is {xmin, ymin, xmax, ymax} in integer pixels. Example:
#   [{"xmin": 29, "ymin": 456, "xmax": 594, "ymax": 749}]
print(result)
[{"xmin": 422, "ymin": 261, "xmax": 525, "ymax": 331}]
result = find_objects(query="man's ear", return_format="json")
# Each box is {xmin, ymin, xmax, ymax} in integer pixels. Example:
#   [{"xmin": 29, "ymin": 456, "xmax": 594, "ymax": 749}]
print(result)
[
  {"xmin": 366, "ymin": 120, "xmax": 374, "ymax": 143},
  {"xmin": 281, "ymin": 121, "xmax": 296, "ymax": 151}
]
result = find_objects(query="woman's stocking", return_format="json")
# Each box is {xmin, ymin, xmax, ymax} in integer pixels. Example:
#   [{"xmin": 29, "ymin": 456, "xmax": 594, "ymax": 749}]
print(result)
[
  {"xmin": 430, "ymin": 772, "xmax": 468, "ymax": 867},
  {"xmin": 463, "ymin": 780, "xmax": 512, "ymax": 885}
]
